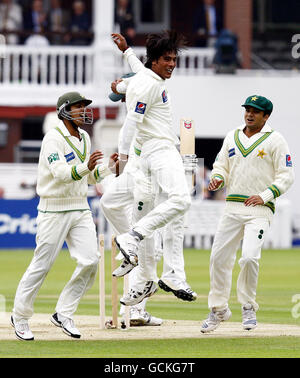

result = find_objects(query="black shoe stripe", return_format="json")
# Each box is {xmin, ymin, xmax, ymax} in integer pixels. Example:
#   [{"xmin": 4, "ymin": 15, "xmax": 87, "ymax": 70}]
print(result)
[
  {"xmin": 51, "ymin": 314, "xmax": 62, "ymax": 328},
  {"xmin": 15, "ymin": 331, "xmax": 34, "ymax": 341},
  {"xmin": 62, "ymin": 327, "xmax": 81, "ymax": 338}
]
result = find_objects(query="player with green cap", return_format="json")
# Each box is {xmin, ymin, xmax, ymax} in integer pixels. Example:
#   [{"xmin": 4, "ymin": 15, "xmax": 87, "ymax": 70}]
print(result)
[
  {"xmin": 11, "ymin": 91, "xmax": 117, "ymax": 341},
  {"xmin": 201, "ymin": 94, "xmax": 294, "ymax": 333},
  {"xmin": 242, "ymin": 95, "xmax": 273, "ymax": 115}
]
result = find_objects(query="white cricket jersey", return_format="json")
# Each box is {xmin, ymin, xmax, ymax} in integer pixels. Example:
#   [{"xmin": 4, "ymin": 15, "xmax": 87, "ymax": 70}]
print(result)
[
  {"xmin": 124, "ymin": 58, "xmax": 179, "ymax": 147},
  {"xmin": 211, "ymin": 123, "xmax": 295, "ymax": 221},
  {"xmin": 37, "ymin": 123, "xmax": 111, "ymax": 212}
]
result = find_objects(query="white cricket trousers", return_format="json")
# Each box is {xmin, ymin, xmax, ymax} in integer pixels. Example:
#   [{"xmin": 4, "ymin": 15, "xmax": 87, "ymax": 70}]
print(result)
[
  {"xmin": 208, "ymin": 212, "xmax": 270, "ymax": 312},
  {"xmin": 100, "ymin": 162, "xmax": 187, "ymax": 296},
  {"xmin": 100, "ymin": 169, "xmax": 134, "ymax": 235},
  {"xmin": 132, "ymin": 139, "xmax": 191, "ymax": 238},
  {"xmin": 130, "ymin": 140, "xmax": 190, "ymax": 292},
  {"xmin": 100, "ymin": 170, "xmax": 158, "ymax": 297},
  {"xmin": 160, "ymin": 214, "xmax": 186, "ymax": 283},
  {"xmin": 13, "ymin": 210, "xmax": 100, "ymax": 321}
]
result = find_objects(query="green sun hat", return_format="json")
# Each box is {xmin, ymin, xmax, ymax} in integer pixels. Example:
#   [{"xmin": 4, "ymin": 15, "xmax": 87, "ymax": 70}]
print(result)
[
  {"xmin": 57, "ymin": 91, "xmax": 92, "ymax": 111},
  {"xmin": 242, "ymin": 95, "xmax": 273, "ymax": 114}
]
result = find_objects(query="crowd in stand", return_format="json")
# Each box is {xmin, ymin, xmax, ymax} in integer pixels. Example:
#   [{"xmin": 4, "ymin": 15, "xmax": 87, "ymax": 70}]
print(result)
[
  {"xmin": 0, "ymin": 0, "xmax": 225, "ymax": 48},
  {"xmin": 0, "ymin": 0, "xmax": 93, "ymax": 45},
  {"xmin": 0, "ymin": 0, "xmax": 138, "ymax": 46}
]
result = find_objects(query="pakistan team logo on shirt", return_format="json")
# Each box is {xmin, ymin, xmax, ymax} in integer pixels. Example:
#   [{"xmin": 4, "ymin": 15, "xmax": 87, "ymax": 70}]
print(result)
[{"xmin": 48, "ymin": 153, "xmax": 60, "ymax": 164}]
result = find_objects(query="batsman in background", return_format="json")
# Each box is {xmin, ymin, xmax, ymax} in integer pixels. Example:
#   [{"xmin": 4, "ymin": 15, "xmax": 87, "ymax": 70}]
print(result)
[
  {"xmin": 11, "ymin": 92, "xmax": 115, "ymax": 341},
  {"xmin": 201, "ymin": 95, "xmax": 294, "ymax": 333},
  {"xmin": 110, "ymin": 31, "xmax": 192, "ymax": 305}
]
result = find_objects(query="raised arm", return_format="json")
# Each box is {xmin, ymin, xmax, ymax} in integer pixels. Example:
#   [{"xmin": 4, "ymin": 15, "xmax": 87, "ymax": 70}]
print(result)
[{"xmin": 112, "ymin": 33, "xmax": 144, "ymax": 73}]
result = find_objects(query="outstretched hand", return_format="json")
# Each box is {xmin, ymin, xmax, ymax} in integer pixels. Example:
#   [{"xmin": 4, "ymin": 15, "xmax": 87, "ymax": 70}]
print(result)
[
  {"xmin": 208, "ymin": 178, "xmax": 223, "ymax": 191},
  {"xmin": 108, "ymin": 153, "xmax": 119, "ymax": 167},
  {"xmin": 108, "ymin": 153, "xmax": 120, "ymax": 176},
  {"xmin": 88, "ymin": 150, "xmax": 103, "ymax": 171},
  {"xmin": 111, "ymin": 33, "xmax": 128, "ymax": 52}
]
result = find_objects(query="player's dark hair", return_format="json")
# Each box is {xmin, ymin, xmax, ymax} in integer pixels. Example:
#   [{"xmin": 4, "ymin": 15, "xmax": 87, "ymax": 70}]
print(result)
[{"xmin": 145, "ymin": 30, "xmax": 187, "ymax": 69}]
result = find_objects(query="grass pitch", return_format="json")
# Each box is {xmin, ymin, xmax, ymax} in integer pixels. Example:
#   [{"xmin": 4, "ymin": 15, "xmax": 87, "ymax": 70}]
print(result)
[{"xmin": 0, "ymin": 248, "xmax": 300, "ymax": 358}]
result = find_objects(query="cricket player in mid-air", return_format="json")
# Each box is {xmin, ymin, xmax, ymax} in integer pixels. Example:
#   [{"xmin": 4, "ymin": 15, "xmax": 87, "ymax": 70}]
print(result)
[
  {"xmin": 100, "ymin": 69, "xmax": 197, "ymax": 325},
  {"xmin": 201, "ymin": 95, "xmax": 294, "ymax": 333},
  {"xmin": 109, "ymin": 31, "xmax": 193, "ymax": 305},
  {"xmin": 11, "ymin": 92, "xmax": 116, "ymax": 340}
]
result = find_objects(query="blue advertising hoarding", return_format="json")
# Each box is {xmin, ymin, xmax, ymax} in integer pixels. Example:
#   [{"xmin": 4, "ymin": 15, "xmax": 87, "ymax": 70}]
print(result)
[
  {"xmin": 0, "ymin": 198, "xmax": 99, "ymax": 249},
  {"xmin": 0, "ymin": 199, "xmax": 39, "ymax": 248}
]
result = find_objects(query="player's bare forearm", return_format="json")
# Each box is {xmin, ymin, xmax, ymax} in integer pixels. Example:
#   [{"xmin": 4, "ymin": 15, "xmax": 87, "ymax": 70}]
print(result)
[
  {"xmin": 244, "ymin": 195, "xmax": 264, "ymax": 207},
  {"xmin": 208, "ymin": 178, "xmax": 223, "ymax": 191},
  {"xmin": 111, "ymin": 33, "xmax": 128, "ymax": 52}
]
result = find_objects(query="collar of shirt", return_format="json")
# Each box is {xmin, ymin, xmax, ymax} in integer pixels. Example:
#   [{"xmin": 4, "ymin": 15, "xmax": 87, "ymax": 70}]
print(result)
[
  {"xmin": 145, "ymin": 67, "xmax": 164, "ymax": 82},
  {"xmin": 237, "ymin": 123, "xmax": 273, "ymax": 133},
  {"xmin": 58, "ymin": 122, "xmax": 84, "ymax": 137}
]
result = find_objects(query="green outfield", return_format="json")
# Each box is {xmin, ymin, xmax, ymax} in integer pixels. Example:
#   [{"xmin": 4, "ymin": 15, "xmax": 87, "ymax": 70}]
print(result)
[{"xmin": 0, "ymin": 248, "xmax": 300, "ymax": 358}]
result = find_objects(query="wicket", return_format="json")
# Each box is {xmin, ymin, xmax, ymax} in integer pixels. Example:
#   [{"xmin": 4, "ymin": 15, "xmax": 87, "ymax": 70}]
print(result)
[{"xmin": 99, "ymin": 234, "xmax": 130, "ymax": 329}]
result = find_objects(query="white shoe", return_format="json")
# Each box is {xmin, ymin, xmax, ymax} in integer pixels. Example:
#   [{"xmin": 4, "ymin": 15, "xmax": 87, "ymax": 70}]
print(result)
[
  {"xmin": 51, "ymin": 313, "xmax": 81, "ymax": 339},
  {"xmin": 143, "ymin": 311, "xmax": 163, "ymax": 326},
  {"xmin": 112, "ymin": 259, "xmax": 135, "ymax": 277},
  {"xmin": 129, "ymin": 307, "xmax": 147, "ymax": 326},
  {"xmin": 158, "ymin": 278, "xmax": 197, "ymax": 302},
  {"xmin": 114, "ymin": 233, "xmax": 139, "ymax": 266},
  {"xmin": 120, "ymin": 281, "xmax": 158, "ymax": 306},
  {"xmin": 129, "ymin": 308, "xmax": 163, "ymax": 326},
  {"xmin": 201, "ymin": 307, "xmax": 232, "ymax": 333},
  {"xmin": 10, "ymin": 315, "xmax": 34, "ymax": 341},
  {"xmin": 242, "ymin": 303, "xmax": 257, "ymax": 330}
]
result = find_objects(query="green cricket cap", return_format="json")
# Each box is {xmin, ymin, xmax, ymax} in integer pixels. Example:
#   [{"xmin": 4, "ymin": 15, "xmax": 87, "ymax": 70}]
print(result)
[{"xmin": 242, "ymin": 95, "xmax": 273, "ymax": 114}]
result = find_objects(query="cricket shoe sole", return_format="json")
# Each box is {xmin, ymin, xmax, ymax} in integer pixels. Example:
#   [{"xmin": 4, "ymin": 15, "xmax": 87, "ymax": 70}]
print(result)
[{"xmin": 158, "ymin": 279, "xmax": 197, "ymax": 302}]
